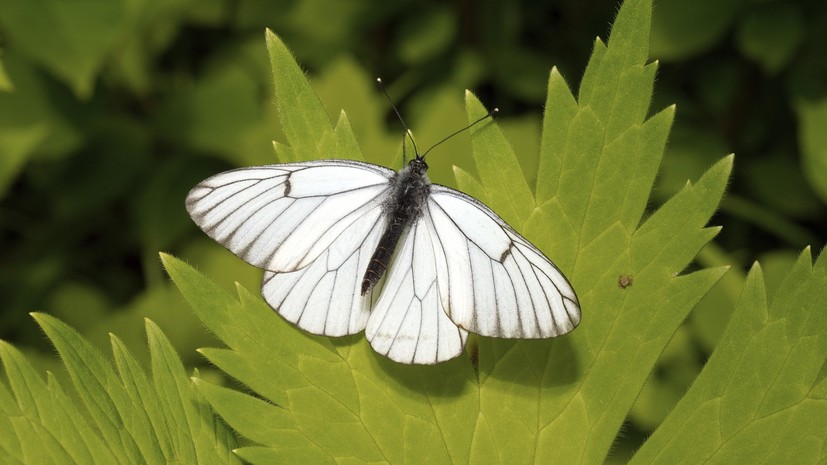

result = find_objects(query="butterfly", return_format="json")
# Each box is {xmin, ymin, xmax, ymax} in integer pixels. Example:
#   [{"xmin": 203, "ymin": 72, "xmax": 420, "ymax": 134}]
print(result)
[{"xmin": 186, "ymin": 93, "xmax": 580, "ymax": 364}]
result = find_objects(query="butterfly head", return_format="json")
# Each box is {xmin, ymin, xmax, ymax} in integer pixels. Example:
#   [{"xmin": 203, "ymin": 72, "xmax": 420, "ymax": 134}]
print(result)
[{"xmin": 408, "ymin": 156, "xmax": 429, "ymax": 175}]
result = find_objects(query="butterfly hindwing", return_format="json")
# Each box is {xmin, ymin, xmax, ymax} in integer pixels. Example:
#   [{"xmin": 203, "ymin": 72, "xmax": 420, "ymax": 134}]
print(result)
[
  {"xmin": 426, "ymin": 186, "xmax": 581, "ymax": 339},
  {"xmin": 366, "ymin": 217, "xmax": 468, "ymax": 364}
]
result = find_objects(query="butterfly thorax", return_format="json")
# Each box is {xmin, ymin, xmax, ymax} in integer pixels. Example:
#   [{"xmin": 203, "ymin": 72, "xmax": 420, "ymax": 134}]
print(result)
[
  {"xmin": 388, "ymin": 158, "xmax": 430, "ymax": 216},
  {"xmin": 360, "ymin": 157, "xmax": 431, "ymax": 295}
]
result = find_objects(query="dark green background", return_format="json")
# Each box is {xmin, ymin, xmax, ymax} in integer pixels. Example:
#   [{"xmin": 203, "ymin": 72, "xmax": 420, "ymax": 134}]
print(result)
[{"xmin": 1, "ymin": 0, "xmax": 825, "ymax": 460}]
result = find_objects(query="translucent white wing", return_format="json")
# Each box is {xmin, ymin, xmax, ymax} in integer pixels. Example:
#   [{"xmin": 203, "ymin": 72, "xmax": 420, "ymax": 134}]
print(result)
[
  {"xmin": 366, "ymin": 217, "xmax": 468, "ymax": 364},
  {"xmin": 186, "ymin": 160, "xmax": 394, "ymax": 272},
  {"xmin": 426, "ymin": 186, "xmax": 580, "ymax": 339},
  {"xmin": 187, "ymin": 160, "xmax": 393, "ymax": 336}
]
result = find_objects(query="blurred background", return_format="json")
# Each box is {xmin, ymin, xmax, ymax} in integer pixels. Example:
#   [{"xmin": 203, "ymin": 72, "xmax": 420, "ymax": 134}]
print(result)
[{"xmin": 0, "ymin": 0, "xmax": 825, "ymax": 461}]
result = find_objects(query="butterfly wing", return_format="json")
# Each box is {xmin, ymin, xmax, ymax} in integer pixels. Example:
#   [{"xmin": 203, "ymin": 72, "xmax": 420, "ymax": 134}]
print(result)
[
  {"xmin": 186, "ymin": 160, "xmax": 394, "ymax": 336},
  {"xmin": 186, "ymin": 160, "xmax": 394, "ymax": 272},
  {"xmin": 426, "ymin": 186, "xmax": 581, "ymax": 339},
  {"xmin": 366, "ymin": 216, "xmax": 468, "ymax": 364}
]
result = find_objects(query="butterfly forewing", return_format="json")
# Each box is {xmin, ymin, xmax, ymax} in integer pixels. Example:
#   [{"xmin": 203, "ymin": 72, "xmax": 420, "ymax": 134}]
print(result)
[
  {"xmin": 186, "ymin": 161, "xmax": 394, "ymax": 272},
  {"xmin": 426, "ymin": 186, "xmax": 580, "ymax": 339}
]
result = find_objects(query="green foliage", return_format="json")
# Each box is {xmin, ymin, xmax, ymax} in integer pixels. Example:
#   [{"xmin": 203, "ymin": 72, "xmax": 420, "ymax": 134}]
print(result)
[
  {"xmin": 632, "ymin": 249, "xmax": 827, "ymax": 464},
  {"xmin": 650, "ymin": 0, "xmax": 741, "ymax": 61},
  {"xmin": 735, "ymin": 4, "xmax": 805, "ymax": 74},
  {"xmin": 0, "ymin": 0, "xmax": 123, "ymax": 99},
  {"xmin": 159, "ymin": 0, "xmax": 762, "ymax": 462},
  {"xmin": 0, "ymin": 314, "xmax": 239, "ymax": 464},
  {"xmin": 1, "ymin": 0, "xmax": 826, "ymax": 463}
]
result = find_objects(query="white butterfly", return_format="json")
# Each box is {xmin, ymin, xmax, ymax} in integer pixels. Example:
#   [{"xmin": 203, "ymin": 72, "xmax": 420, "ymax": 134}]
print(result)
[{"xmin": 186, "ymin": 112, "xmax": 580, "ymax": 364}]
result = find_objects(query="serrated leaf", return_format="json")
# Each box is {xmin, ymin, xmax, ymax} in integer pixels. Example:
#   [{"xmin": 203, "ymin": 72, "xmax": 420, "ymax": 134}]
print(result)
[
  {"xmin": 110, "ymin": 335, "xmax": 170, "ymax": 463},
  {"xmin": 537, "ymin": 67, "xmax": 578, "ymax": 204},
  {"xmin": 312, "ymin": 57, "xmax": 399, "ymax": 167},
  {"xmin": 266, "ymin": 29, "xmax": 337, "ymax": 162},
  {"xmin": 0, "ymin": 314, "xmax": 239, "ymax": 464},
  {"xmin": 34, "ymin": 313, "xmax": 143, "ymax": 463},
  {"xmin": 171, "ymin": 0, "xmax": 737, "ymax": 463},
  {"xmin": 164, "ymin": 254, "xmax": 480, "ymax": 465},
  {"xmin": 464, "ymin": 2, "xmax": 726, "ymax": 459},
  {"xmin": 465, "ymin": 91, "xmax": 534, "ymax": 226},
  {"xmin": 631, "ymin": 249, "xmax": 827, "ymax": 463},
  {"xmin": 0, "ymin": 341, "xmax": 114, "ymax": 465},
  {"xmin": 161, "ymin": 254, "xmax": 345, "ymax": 407}
]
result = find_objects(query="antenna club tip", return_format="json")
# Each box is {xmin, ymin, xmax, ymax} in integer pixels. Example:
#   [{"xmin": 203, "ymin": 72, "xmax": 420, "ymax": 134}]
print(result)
[
  {"xmin": 376, "ymin": 77, "xmax": 383, "ymax": 83},
  {"xmin": 492, "ymin": 108, "xmax": 500, "ymax": 114}
]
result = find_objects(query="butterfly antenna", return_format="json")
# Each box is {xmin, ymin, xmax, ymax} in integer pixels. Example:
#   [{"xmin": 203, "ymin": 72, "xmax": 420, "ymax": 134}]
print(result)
[
  {"xmin": 377, "ymin": 78, "xmax": 420, "ymax": 158},
  {"xmin": 420, "ymin": 107, "xmax": 499, "ymax": 159}
]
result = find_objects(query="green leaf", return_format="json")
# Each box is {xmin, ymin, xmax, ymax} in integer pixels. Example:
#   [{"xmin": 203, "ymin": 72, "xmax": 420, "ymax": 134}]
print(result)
[
  {"xmin": 409, "ymin": 86, "xmax": 476, "ymax": 187},
  {"xmin": 536, "ymin": 66, "xmax": 578, "ymax": 204},
  {"xmin": 0, "ymin": 0, "xmax": 126, "ymax": 98},
  {"xmin": 165, "ymin": 254, "xmax": 479, "ymax": 464},
  {"xmin": 631, "ymin": 250, "xmax": 827, "ymax": 463},
  {"xmin": 0, "ymin": 314, "xmax": 239, "ymax": 464},
  {"xmin": 266, "ymin": 29, "xmax": 339, "ymax": 162},
  {"xmin": 465, "ymin": 91, "xmax": 534, "ymax": 226},
  {"xmin": 193, "ymin": 378, "xmax": 333, "ymax": 463},
  {"xmin": 156, "ymin": 65, "xmax": 275, "ymax": 166},
  {"xmin": 0, "ymin": 53, "xmax": 84, "ymax": 175},
  {"xmin": 735, "ymin": 4, "xmax": 804, "ymax": 74},
  {"xmin": 311, "ymin": 56, "xmax": 401, "ymax": 168},
  {"xmin": 0, "ymin": 341, "xmax": 114, "ymax": 465},
  {"xmin": 169, "ymin": 0, "xmax": 736, "ymax": 463}
]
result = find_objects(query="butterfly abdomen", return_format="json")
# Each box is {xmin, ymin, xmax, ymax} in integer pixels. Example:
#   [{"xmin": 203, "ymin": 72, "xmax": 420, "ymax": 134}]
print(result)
[{"xmin": 361, "ymin": 160, "xmax": 430, "ymax": 295}]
